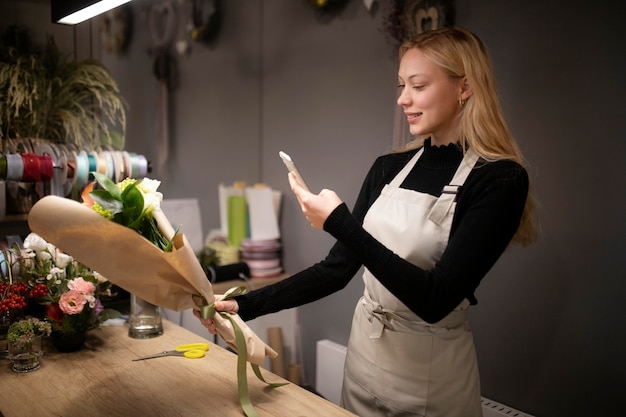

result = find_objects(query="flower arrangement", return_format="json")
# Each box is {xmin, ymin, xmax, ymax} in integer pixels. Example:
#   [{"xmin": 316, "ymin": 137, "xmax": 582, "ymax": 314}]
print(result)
[
  {"xmin": 28, "ymin": 174, "xmax": 282, "ymax": 417},
  {"xmin": 16, "ymin": 233, "xmax": 118, "ymax": 336},
  {"xmin": 7, "ymin": 317, "xmax": 51, "ymax": 349},
  {"xmin": 83, "ymin": 172, "xmax": 173, "ymax": 251}
]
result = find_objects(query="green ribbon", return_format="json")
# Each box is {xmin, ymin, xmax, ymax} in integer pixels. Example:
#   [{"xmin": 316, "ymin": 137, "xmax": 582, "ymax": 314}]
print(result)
[{"xmin": 200, "ymin": 286, "xmax": 287, "ymax": 417}]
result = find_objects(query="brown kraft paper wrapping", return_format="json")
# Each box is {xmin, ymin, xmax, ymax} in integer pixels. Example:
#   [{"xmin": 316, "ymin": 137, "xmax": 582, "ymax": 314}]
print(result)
[{"xmin": 27, "ymin": 195, "xmax": 277, "ymax": 365}]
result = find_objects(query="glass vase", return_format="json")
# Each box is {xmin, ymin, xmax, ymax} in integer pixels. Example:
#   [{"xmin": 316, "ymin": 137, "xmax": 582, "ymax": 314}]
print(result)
[
  {"xmin": 8, "ymin": 334, "xmax": 44, "ymax": 372},
  {"xmin": 128, "ymin": 293, "xmax": 163, "ymax": 339}
]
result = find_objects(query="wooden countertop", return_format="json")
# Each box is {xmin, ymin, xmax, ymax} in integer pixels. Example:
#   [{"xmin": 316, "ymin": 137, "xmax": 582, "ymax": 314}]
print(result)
[{"xmin": 0, "ymin": 319, "xmax": 355, "ymax": 417}]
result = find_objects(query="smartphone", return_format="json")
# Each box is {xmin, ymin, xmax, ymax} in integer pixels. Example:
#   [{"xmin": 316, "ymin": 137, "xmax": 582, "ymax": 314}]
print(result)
[{"xmin": 279, "ymin": 151, "xmax": 310, "ymax": 192}]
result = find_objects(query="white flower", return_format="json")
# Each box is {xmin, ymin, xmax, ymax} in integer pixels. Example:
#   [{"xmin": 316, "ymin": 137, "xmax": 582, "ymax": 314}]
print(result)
[
  {"xmin": 21, "ymin": 248, "xmax": 36, "ymax": 259},
  {"xmin": 139, "ymin": 178, "xmax": 161, "ymax": 194},
  {"xmin": 93, "ymin": 271, "xmax": 108, "ymax": 283},
  {"xmin": 23, "ymin": 233, "xmax": 48, "ymax": 252},
  {"xmin": 138, "ymin": 178, "xmax": 163, "ymax": 212},
  {"xmin": 46, "ymin": 243, "xmax": 57, "ymax": 257},
  {"xmin": 36, "ymin": 251, "xmax": 52, "ymax": 262},
  {"xmin": 55, "ymin": 253, "xmax": 73, "ymax": 269}
]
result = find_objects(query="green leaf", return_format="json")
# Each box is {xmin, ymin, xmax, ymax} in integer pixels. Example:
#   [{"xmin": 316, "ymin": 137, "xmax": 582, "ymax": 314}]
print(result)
[
  {"xmin": 121, "ymin": 185, "xmax": 144, "ymax": 225},
  {"xmin": 92, "ymin": 171, "xmax": 121, "ymax": 200},
  {"xmin": 90, "ymin": 189, "xmax": 124, "ymax": 214}
]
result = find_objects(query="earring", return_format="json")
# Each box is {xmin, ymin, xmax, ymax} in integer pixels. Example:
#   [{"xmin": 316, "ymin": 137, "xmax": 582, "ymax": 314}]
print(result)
[{"xmin": 459, "ymin": 99, "xmax": 466, "ymax": 107}]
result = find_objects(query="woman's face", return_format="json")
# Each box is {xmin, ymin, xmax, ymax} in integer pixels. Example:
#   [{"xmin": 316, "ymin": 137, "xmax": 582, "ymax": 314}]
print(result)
[{"xmin": 397, "ymin": 48, "xmax": 466, "ymax": 145}]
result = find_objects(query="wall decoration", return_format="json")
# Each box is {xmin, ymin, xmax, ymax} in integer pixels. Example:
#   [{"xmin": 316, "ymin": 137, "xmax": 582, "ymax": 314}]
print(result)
[
  {"xmin": 187, "ymin": 0, "xmax": 221, "ymax": 45},
  {"xmin": 100, "ymin": 5, "xmax": 133, "ymax": 55},
  {"xmin": 383, "ymin": 0, "xmax": 455, "ymax": 47}
]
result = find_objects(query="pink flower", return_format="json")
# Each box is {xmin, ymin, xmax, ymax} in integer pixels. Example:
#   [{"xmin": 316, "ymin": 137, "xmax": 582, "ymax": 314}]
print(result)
[
  {"xmin": 68, "ymin": 277, "xmax": 96, "ymax": 296},
  {"xmin": 58, "ymin": 290, "xmax": 87, "ymax": 315}
]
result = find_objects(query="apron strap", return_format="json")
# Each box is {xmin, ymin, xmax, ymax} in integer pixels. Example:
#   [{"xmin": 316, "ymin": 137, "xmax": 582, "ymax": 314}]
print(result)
[
  {"xmin": 389, "ymin": 148, "xmax": 424, "ymax": 188},
  {"xmin": 428, "ymin": 148, "xmax": 480, "ymax": 225}
]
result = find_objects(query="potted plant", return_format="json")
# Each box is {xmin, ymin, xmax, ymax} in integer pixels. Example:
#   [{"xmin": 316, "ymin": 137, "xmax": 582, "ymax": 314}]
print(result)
[
  {"xmin": 7, "ymin": 316, "xmax": 51, "ymax": 372},
  {"xmin": 0, "ymin": 24, "xmax": 127, "ymax": 149}
]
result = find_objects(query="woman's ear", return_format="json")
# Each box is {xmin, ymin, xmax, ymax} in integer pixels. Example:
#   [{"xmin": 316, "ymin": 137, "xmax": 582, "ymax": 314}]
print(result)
[{"xmin": 460, "ymin": 76, "xmax": 472, "ymax": 101}]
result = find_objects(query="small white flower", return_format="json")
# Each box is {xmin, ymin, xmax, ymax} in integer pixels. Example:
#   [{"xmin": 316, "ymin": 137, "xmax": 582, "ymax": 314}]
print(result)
[{"xmin": 85, "ymin": 295, "xmax": 96, "ymax": 308}]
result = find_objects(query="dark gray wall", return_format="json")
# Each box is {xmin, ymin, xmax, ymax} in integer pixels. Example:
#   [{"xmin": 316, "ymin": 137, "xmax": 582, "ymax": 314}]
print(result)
[
  {"xmin": 2, "ymin": 1, "xmax": 625, "ymax": 416},
  {"xmin": 460, "ymin": 2, "xmax": 626, "ymax": 416}
]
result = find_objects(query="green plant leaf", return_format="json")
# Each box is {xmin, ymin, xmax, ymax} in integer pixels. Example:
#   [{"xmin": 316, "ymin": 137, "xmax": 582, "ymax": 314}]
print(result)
[
  {"xmin": 92, "ymin": 172, "xmax": 121, "ymax": 200},
  {"xmin": 90, "ymin": 189, "xmax": 123, "ymax": 214},
  {"xmin": 120, "ymin": 185, "xmax": 144, "ymax": 227}
]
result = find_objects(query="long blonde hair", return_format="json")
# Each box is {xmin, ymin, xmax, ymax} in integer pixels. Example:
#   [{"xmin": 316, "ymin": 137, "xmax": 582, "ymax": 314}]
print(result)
[{"xmin": 398, "ymin": 27, "xmax": 538, "ymax": 245}]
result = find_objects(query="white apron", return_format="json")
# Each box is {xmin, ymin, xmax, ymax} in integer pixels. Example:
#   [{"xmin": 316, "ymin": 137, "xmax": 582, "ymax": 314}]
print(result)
[{"xmin": 341, "ymin": 148, "xmax": 483, "ymax": 417}]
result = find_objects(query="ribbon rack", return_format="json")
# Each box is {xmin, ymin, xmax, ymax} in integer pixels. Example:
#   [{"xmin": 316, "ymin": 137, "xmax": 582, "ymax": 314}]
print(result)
[{"xmin": 0, "ymin": 139, "xmax": 150, "ymax": 216}]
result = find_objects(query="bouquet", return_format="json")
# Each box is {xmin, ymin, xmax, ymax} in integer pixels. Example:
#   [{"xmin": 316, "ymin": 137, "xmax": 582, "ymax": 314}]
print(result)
[
  {"xmin": 16, "ymin": 232, "xmax": 117, "ymax": 336},
  {"xmin": 82, "ymin": 174, "xmax": 173, "ymax": 252},
  {"xmin": 27, "ymin": 174, "xmax": 281, "ymax": 417}
]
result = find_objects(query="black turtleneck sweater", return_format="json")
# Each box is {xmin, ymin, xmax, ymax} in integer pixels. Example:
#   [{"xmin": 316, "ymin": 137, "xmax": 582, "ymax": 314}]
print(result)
[{"xmin": 236, "ymin": 139, "xmax": 529, "ymax": 323}]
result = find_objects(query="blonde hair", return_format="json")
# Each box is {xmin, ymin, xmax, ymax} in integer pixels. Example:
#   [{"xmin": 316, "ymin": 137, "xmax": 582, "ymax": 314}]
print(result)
[{"xmin": 398, "ymin": 27, "xmax": 538, "ymax": 245}]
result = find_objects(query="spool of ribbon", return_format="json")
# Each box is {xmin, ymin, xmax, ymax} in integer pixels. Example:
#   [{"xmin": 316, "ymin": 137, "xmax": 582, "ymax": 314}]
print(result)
[{"xmin": 4, "ymin": 153, "xmax": 23, "ymax": 181}]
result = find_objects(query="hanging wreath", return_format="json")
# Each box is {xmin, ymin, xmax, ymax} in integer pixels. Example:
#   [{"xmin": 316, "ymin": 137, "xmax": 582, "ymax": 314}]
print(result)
[
  {"xmin": 383, "ymin": 0, "xmax": 455, "ymax": 47},
  {"xmin": 100, "ymin": 5, "xmax": 133, "ymax": 55}
]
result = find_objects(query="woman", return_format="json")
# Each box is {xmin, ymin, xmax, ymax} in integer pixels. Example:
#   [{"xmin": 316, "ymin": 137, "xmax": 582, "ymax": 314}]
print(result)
[{"xmin": 196, "ymin": 27, "xmax": 537, "ymax": 417}]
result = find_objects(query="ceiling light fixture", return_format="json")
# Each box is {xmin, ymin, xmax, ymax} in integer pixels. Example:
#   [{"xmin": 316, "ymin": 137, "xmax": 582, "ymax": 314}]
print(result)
[{"xmin": 52, "ymin": 0, "xmax": 132, "ymax": 25}]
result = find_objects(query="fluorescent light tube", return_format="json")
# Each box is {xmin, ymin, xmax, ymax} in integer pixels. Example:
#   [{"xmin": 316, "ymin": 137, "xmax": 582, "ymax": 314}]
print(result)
[{"xmin": 53, "ymin": 0, "xmax": 132, "ymax": 25}]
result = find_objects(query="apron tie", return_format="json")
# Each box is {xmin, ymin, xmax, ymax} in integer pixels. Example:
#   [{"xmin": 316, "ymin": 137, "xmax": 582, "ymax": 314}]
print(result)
[
  {"xmin": 363, "ymin": 299, "xmax": 394, "ymax": 339},
  {"xmin": 361, "ymin": 295, "xmax": 471, "ymax": 339}
]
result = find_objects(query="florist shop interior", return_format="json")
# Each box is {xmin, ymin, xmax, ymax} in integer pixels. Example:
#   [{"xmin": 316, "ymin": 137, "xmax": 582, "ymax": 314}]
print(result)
[{"xmin": 1, "ymin": 1, "xmax": 625, "ymax": 417}]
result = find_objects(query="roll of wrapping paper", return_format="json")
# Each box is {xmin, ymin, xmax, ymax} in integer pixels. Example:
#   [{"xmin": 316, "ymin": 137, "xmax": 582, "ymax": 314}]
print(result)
[
  {"xmin": 227, "ymin": 194, "xmax": 248, "ymax": 248},
  {"xmin": 287, "ymin": 364, "xmax": 302, "ymax": 385},
  {"xmin": 267, "ymin": 327, "xmax": 286, "ymax": 378}
]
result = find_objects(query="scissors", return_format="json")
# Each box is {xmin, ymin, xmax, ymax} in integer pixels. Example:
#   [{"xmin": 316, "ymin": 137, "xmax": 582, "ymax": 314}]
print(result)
[{"xmin": 132, "ymin": 343, "xmax": 209, "ymax": 361}]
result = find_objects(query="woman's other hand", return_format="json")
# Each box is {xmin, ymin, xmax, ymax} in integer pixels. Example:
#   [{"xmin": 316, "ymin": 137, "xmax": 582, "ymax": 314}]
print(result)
[{"xmin": 193, "ymin": 299, "xmax": 239, "ymax": 334}]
